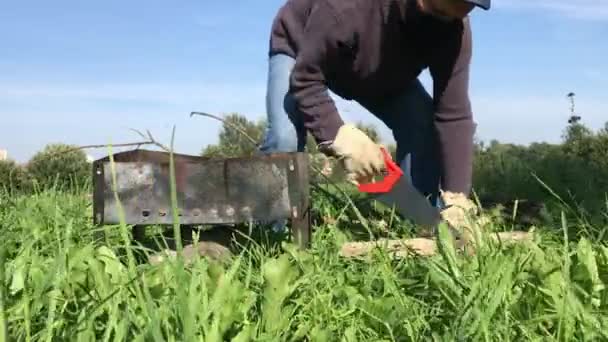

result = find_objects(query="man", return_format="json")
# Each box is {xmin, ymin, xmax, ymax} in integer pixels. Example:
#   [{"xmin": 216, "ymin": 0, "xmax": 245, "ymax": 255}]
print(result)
[{"xmin": 259, "ymin": 0, "xmax": 490, "ymax": 239}]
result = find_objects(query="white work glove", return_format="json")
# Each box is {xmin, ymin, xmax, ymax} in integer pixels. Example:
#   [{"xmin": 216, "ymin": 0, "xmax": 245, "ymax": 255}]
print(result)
[
  {"xmin": 319, "ymin": 124, "xmax": 386, "ymax": 185},
  {"xmin": 439, "ymin": 191, "xmax": 489, "ymax": 248}
]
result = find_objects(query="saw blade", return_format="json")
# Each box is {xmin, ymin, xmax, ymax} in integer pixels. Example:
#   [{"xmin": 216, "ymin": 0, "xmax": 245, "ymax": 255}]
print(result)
[{"xmin": 372, "ymin": 174, "xmax": 442, "ymax": 227}]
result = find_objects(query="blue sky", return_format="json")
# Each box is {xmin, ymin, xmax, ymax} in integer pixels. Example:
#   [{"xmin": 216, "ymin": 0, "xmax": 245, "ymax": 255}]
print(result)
[{"xmin": 1, "ymin": 0, "xmax": 607, "ymax": 163}]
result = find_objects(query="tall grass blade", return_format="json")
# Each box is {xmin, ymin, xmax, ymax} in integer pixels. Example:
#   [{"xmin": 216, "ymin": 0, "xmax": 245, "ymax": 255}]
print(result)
[
  {"xmin": 107, "ymin": 144, "xmax": 164, "ymax": 341},
  {"xmin": 0, "ymin": 242, "xmax": 6, "ymax": 342}
]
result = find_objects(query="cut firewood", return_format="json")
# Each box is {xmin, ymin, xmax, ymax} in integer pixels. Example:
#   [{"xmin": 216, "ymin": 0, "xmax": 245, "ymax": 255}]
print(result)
[
  {"xmin": 340, "ymin": 238, "xmax": 437, "ymax": 258},
  {"xmin": 339, "ymin": 231, "xmax": 534, "ymax": 258},
  {"xmin": 492, "ymin": 230, "xmax": 533, "ymax": 243}
]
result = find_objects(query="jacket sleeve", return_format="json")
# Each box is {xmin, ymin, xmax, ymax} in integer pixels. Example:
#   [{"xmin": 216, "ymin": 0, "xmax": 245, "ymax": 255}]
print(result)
[
  {"xmin": 288, "ymin": 1, "xmax": 346, "ymax": 144},
  {"xmin": 429, "ymin": 18, "xmax": 475, "ymax": 195}
]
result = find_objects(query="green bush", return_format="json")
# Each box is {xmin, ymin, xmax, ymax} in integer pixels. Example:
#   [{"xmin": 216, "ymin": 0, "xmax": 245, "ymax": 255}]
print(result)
[
  {"xmin": 472, "ymin": 121, "xmax": 608, "ymax": 221},
  {"xmin": 0, "ymin": 159, "xmax": 30, "ymax": 193},
  {"xmin": 26, "ymin": 143, "xmax": 91, "ymax": 191}
]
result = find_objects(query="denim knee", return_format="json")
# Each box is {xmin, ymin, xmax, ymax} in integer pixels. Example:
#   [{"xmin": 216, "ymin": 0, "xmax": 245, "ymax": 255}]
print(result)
[
  {"xmin": 258, "ymin": 53, "xmax": 305, "ymax": 154},
  {"xmin": 259, "ymin": 127, "xmax": 299, "ymax": 153}
]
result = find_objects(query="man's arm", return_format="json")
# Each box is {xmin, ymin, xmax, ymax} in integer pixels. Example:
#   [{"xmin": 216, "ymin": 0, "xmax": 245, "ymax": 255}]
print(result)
[
  {"xmin": 288, "ymin": 1, "xmax": 347, "ymax": 144},
  {"xmin": 429, "ymin": 18, "xmax": 475, "ymax": 195}
]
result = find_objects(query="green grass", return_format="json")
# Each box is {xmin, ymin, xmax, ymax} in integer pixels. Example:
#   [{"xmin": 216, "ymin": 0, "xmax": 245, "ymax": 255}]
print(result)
[{"xmin": 1, "ymin": 180, "xmax": 608, "ymax": 341}]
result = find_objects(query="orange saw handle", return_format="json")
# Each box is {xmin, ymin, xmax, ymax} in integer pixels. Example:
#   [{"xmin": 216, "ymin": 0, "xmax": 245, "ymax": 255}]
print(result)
[{"xmin": 357, "ymin": 147, "xmax": 404, "ymax": 193}]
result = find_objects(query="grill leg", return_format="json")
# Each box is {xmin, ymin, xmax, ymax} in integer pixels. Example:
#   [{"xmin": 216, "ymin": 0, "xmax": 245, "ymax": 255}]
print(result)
[
  {"xmin": 133, "ymin": 225, "xmax": 146, "ymax": 242},
  {"xmin": 131, "ymin": 225, "xmax": 148, "ymax": 263},
  {"xmin": 289, "ymin": 152, "xmax": 312, "ymax": 249},
  {"xmin": 292, "ymin": 205, "xmax": 311, "ymax": 249}
]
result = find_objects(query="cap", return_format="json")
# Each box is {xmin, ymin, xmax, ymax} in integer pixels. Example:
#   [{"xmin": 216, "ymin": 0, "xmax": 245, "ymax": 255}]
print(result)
[{"xmin": 465, "ymin": 0, "xmax": 490, "ymax": 10}]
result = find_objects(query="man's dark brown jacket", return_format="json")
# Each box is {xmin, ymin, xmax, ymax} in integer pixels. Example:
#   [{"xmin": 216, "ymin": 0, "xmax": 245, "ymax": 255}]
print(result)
[{"xmin": 269, "ymin": 0, "xmax": 475, "ymax": 194}]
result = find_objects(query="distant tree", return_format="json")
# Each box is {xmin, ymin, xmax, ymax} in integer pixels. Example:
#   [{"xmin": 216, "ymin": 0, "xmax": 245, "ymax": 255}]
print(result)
[
  {"xmin": 561, "ymin": 120, "xmax": 608, "ymax": 187},
  {"xmin": 594, "ymin": 122, "xmax": 608, "ymax": 166},
  {"xmin": 471, "ymin": 92, "xmax": 608, "ymax": 223},
  {"xmin": 0, "ymin": 159, "xmax": 30, "ymax": 194},
  {"xmin": 26, "ymin": 143, "xmax": 91, "ymax": 191},
  {"xmin": 200, "ymin": 113, "xmax": 266, "ymax": 158},
  {"xmin": 562, "ymin": 122, "xmax": 594, "ymax": 158}
]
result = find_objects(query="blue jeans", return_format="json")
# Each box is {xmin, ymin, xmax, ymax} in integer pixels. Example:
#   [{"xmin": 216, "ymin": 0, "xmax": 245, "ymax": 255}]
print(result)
[{"xmin": 259, "ymin": 54, "xmax": 442, "ymax": 227}]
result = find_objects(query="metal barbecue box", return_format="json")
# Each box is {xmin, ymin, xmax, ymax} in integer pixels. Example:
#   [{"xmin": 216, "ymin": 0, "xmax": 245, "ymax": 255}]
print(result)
[{"xmin": 91, "ymin": 149, "xmax": 311, "ymax": 248}]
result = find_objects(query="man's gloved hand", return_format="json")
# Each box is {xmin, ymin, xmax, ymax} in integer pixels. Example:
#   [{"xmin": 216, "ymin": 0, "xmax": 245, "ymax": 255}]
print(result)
[
  {"xmin": 319, "ymin": 123, "xmax": 386, "ymax": 185},
  {"xmin": 439, "ymin": 191, "xmax": 488, "ymax": 247}
]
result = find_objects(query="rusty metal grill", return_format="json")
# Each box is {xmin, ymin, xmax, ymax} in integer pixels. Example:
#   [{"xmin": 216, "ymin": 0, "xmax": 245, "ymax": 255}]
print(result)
[{"xmin": 92, "ymin": 149, "xmax": 311, "ymax": 248}]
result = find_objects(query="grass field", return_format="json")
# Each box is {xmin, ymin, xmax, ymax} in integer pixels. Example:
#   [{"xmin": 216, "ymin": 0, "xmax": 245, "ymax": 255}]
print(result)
[{"xmin": 1, "ymin": 178, "xmax": 608, "ymax": 341}]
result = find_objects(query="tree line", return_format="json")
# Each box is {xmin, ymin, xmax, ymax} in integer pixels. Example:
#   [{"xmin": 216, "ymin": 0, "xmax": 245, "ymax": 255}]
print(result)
[
  {"xmin": 199, "ymin": 113, "xmax": 607, "ymax": 217},
  {"xmin": 2, "ymin": 111, "xmax": 606, "ymax": 220}
]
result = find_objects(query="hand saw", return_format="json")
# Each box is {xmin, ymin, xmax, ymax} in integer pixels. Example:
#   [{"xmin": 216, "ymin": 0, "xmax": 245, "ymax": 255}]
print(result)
[{"xmin": 357, "ymin": 147, "xmax": 442, "ymax": 227}]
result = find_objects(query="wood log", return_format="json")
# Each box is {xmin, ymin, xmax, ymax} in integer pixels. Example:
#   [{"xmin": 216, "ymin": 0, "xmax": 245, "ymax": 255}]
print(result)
[
  {"xmin": 339, "ymin": 231, "xmax": 534, "ymax": 258},
  {"xmin": 340, "ymin": 238, "xmax": 437, "ymax": 258}
]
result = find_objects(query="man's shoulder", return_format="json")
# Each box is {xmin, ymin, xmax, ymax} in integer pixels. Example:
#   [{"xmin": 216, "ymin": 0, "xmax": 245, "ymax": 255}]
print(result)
[
  {"xmin": 274, "ymin": 0, "xmax": 388, "ymax": 26},
  {"xmin": 315, "ymin": 0, "xmax": 383, "ymax": 19},
  {"xmin": 273, "ymin": 0, "xmax": 314, "ymax": 18}
]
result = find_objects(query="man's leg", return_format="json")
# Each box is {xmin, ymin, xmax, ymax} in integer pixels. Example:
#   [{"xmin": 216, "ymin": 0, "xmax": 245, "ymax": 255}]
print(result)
[
  {"xmin": 359, "ymin": 79, "xmax": 442, "ymax": 207},
  {"xmin": 258, "ymin": 54, "xmax": 307, "ymax": 154},
  {"xmin": 258, "ymin": 54, "xmax": 306, "ymax": 232}
]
